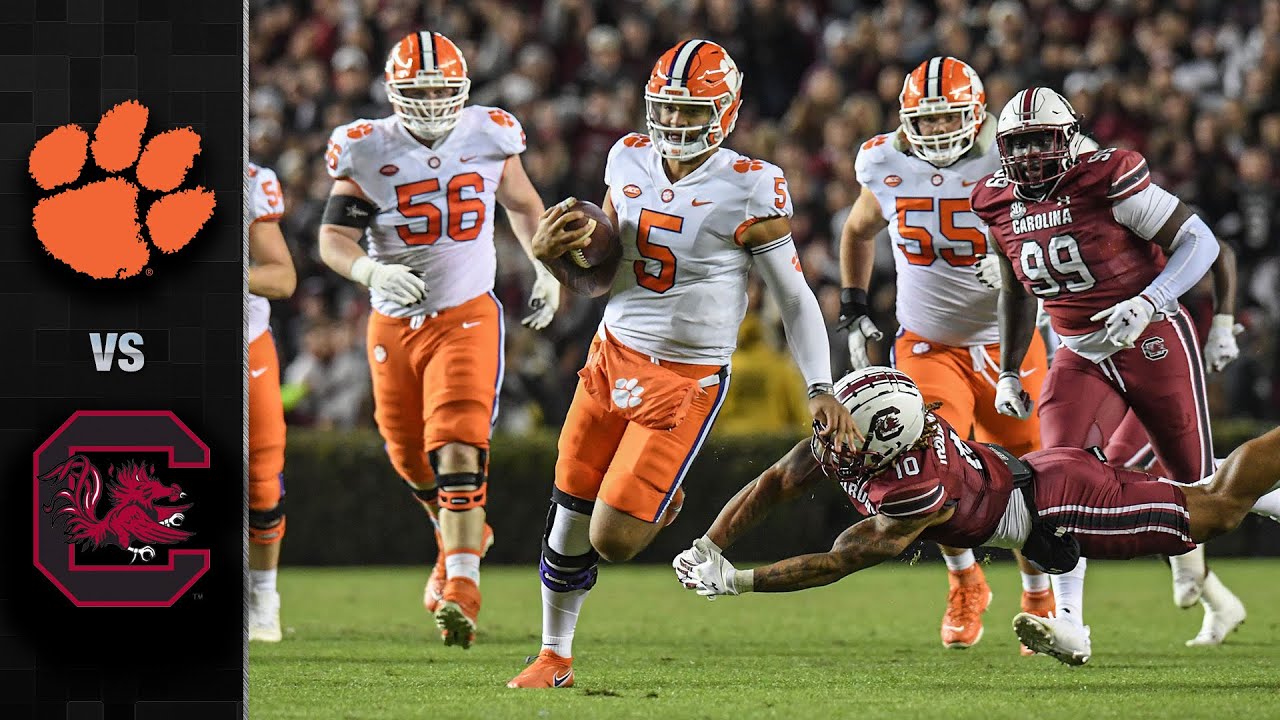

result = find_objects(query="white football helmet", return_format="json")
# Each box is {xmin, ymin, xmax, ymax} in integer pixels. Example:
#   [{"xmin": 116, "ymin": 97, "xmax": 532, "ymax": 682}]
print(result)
[
  {"xmin": 811, "ymin": 367, "xmax": 927, "ymax": 478},
  {"xmin": 995, "ymin": 87, "xmax": 1087, "ymax": 195}
]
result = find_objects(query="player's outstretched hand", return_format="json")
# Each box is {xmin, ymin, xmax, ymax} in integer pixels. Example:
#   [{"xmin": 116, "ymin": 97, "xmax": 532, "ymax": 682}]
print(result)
[
  {"xmin": 673, "ymin": 535, "xmax": 721, "ymax": 588},
  {"xmin": 1204, "ymin": 314, "xmax": 1243, "ymax": 373},
  {"xmin": 974, "ymin": 253, "xmax": 1002, "ymax": 290},
  {"xmin": 994, "ymin": 371, "xmax": 1034, "ymax": 419},
  {"xmin": 522, "ymin": 262, "xmax": 561, "ymax": 330},
  {"xmin": 845, "ymin": 317, "xmax": 882, "ymax": 370},
  {"xmin": 531, "ymin": 198, "xmax": 595, "ymax": 262},
  {"xmin": 351, "ymin": 256, "xmax": 426, "ymax": 307},
  {"xmin": 1089, "ymin": 295, "xmax": 1156, "ymax": 348},
  {"xmin": 689, "ymin": 540, "xmax": 747, "ymax": 599},
  {"xmin": 810, "ymin": 393, "xmax": 855, "ymax": 454}
]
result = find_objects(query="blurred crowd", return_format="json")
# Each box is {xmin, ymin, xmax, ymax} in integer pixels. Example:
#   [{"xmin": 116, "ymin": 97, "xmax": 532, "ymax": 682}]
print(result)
[{"xmin": 250, "ymin": 0, "xmax": 1280, "ymax": 433}]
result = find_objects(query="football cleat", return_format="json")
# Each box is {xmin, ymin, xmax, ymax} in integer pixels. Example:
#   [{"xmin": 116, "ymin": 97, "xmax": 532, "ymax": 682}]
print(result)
[
  {"xmin": 435, "ymin": 577, "xmax": 481, "ymax": 649},
  {"xmin": 1019, "ymin": 588, "xmax": 1056, "ymax": 656},
  {"xmin": 248, "ymin": 589, "xmax": 282, "ymax": 643},
  {"xmin": 941, "ymin": 564, "xmax": 992, "ymax": 649},
  {"xmin": 1186, "ymin": 589, "xmax": 1246, "ymax": 647},
  {"xmin": 1012, "ymin": 612, "xmax": 1091, "ymax": 666},
  {"xmin": 424, "ymin": 523, "xmax": 494, "ymax": 614},
  {"xmin": 507, "ymin": 650, "xmax": 575, "ymax": 689}
]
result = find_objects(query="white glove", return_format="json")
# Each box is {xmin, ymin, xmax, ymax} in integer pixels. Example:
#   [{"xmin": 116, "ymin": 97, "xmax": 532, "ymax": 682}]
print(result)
[
  {"xmin": 673, "ymin": 535, "xmax": 720, "ymax": 588},
  {"xmin": 1204, "ymin": 313, "xmax": 1243, "ymax": 373},
  {"xmin": 846, "ymin": 316, "xmax": 883, "ymax": 370},
  {"xmin": 974, "ymin": 253, "xmax": 1002, "ymax": 290},
  {"xmin": 522, "ymin": 262, "xmax": 561, "ymax": 330},
  {"xmin": 350, "ymin": 256, "xmax": 426, "ymax": 307},
  {"xmin": 1089, "ymin": 295, "xmax": 1156, "ymax": 348},
  {"xmin": 688, "ymin": 540, "xmax": 752, "ymax": 599},
  {"xmin": 994, "ymin": 371, "xmax": 1034, "ymax": 419}
]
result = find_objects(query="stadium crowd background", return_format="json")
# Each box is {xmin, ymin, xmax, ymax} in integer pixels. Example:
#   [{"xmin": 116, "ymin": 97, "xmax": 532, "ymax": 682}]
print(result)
[{"xmin": 249, "ymin": 0, "xmax": 1280, "ymax": 435}]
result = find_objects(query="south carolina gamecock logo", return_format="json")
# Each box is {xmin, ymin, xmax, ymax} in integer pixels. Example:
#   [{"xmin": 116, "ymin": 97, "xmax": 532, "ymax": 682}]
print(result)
[
  {"xmin": 1141, "ymin": 336, "xmax": 1168, "ymax": 361},
  {"xmin": 33, "ymin": 411, "xmax": 211, "ymax": 607},
  {"xmin": 871, "ymin": 406, "xmax": 905, "ymax": 441}
]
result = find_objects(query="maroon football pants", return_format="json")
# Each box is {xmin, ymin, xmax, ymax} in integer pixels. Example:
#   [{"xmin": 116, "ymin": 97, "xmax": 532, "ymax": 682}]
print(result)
[{"xmin": 1039, "ymin": 306, "xmax": 1213, "ymax": 485}]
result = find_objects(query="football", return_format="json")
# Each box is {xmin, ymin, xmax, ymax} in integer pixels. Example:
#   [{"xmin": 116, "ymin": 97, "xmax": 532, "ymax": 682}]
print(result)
[
  {"xmin": 545, "ymin": 199, "xmax": 621, "ymax": 297},
  {"xmin": 563, "ymin": 200, "xmax": 617, "ymax": 269}
]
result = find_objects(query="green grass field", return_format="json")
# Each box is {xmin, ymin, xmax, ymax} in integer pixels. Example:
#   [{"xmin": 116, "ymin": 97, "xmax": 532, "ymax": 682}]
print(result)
[{"xmin": 250, "ymin": 559, "xmax": 1280, "ymax": 720}]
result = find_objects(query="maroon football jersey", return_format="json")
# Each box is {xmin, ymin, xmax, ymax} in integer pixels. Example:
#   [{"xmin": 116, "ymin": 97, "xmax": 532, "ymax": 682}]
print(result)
[
  {"xmin": 832, "ymin": 415, "xmax": 1015, "ymax": 548},
  {"xmin": 970, "ymin": 148, "xmax": 1167, "ymax": 335}
]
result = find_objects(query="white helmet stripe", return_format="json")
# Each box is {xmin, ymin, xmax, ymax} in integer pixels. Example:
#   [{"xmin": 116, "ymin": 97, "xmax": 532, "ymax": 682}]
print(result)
[
  {"xmin": 419, "ymin": 31, "xmax": 436, "ymax": 71},
  {"xmin": 667, "ymin": 39, "xmax": 706, "ymax": 89},
  {"xmin": 926, "ymin": 56, "xmax": 943, "ymax": 98}
]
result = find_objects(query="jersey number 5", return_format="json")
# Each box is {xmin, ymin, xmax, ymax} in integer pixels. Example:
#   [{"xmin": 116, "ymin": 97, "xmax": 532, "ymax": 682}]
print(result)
[
  {"xmin": 395, "ymin": 173, "xmax": 486, "ymax": 245},
  {"xmin": 1019, "ymin": 233, "xmax": 1097, "ymax": 297},
  {"xmin": 895, "ymin": 197, "xmax": 987, "ymax": 267},
  {"xmin": 635, "ymin": 208, "xmax": 680, "ymax": 293}
]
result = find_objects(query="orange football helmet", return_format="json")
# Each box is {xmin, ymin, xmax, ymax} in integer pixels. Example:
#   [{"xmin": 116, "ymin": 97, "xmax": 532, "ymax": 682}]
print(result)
[
  {"xmin": 384, "ymin": 31, "xmax": 470, "ymax": 139},
  {"xmin": 644, "ymin": 40, "xmax": 743, "ymax": 160},
  {"xmin": 899, "ymin": 56, "xmax": 986, "ymax": 167}
]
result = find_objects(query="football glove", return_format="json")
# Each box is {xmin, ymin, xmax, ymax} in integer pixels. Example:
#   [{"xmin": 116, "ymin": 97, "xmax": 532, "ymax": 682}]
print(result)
[
  {"xmin": 688, "ymin": 538, "xmax": 752, "ymax": 599},
  {"xmin": 521, "ymin": 261, "xmax": 561, "ymax": 330},
  {"xmin": 1089, "ymin": 294, "xmax": 1156, "ymax": 349},
  {"xmin": 351, "ymin": 256, "xmax": 426, "ymax": 307},
  {"xmin": 974, "ymin": 253, "xmax": 1002, "ymax": 290},
  {"xmin": 837, "ymin": 288, "xmax": 882, "ymax": 370},
  {"xmin": 1203, "ymin": 313, "xmax": 1243, "ymax": 373},
  {"xmin": 673, "ymin": 535, "xmax": 721, "ymax": 588},
  {"xmin": 995, "ymin": 371, "xmax": 1034, "ymax": 420}
]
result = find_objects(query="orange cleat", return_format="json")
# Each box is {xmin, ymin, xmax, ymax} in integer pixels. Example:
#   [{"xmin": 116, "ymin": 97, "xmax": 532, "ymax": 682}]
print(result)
[
  {"xmin": 1019, "ymin": 588, "xmax": 1056, "ymax": 656},
  {"xmin": 507, "ymin": 650, "xmax": 574, "ymax": 688},
  {"xmin": 424, "ymin": 523, "xmax": 494, "ymax": 614},
  {"xmin": 940, "ymin": 564, "xmax": 992, "ymax": 649},
  {"xmin": 435, "ymin": 576, "xmax": 481, "ymax": 649}
]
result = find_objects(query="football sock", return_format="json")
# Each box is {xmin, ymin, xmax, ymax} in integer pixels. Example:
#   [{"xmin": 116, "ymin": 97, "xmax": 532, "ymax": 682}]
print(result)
[
  {"xmin": 1169, "ymin": 544, "xmax": 1206, "ymax": 584},
  {"xmin": 1050, "ymin": 558, "xmax": 1086, "ymax": 627},
  {"xmin": 1021, "ymin": 571, "xmax": 1050, "ymax": 593},
  {"xmin": 943, "ymin": 549, "xmax": 975, "ymax": 573},
  {"xmin": 251, "ymin": 567, "xmax": 277, "ymax": 595},
  {"xmin": 445, "ymin": 551, "xmax": 481, "ymax": 585},
  {"xmin": 542, "ymin": 505, "xmax": 594, "ymax": 659}
]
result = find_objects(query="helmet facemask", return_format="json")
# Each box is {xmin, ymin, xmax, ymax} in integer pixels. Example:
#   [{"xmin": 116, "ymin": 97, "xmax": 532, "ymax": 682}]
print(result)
[
  {"xmin": 387, "ymin": 75, "xmax": 471, "ymax": 140},
  {"xmin": 997, "ymin": 124, "xmax": 1076, "ymax": 197},
  {"xmin": 645, "ymin": 92, "xmax": 732, "ymax": 161},
  {"xmin": 810, "ymin": 416, "xmax": 903, "ymax": 482},
  {"xmin": 900, "ymin": 103, "xmax": 982, "ymax": 167}
]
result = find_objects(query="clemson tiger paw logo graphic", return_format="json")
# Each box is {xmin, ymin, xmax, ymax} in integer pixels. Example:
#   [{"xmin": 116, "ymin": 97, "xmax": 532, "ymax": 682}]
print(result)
[
  {"xmin": 611, "ymin": 378, "xmax": 645, "ymax": 409},
  {"xmin": 29, "ymin": 100, "xmax": 216, "ymax": 279}
]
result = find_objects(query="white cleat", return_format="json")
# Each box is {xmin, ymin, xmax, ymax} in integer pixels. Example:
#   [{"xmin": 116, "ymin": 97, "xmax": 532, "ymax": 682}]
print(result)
[
  {"xmin": 1012, "ymin": 612, "xmax": 1091, "ymax": 666},
  {"xmin": 1186, "ymin": 592, "xmax": 1246, "ymax": 647},
  {"xmin": 248, "ymin": 589, "xmax": 283, "ymax": 643},
  {"xmin": 1170, "ymin": 546, "xmax": 1206, "ymax": 608}
]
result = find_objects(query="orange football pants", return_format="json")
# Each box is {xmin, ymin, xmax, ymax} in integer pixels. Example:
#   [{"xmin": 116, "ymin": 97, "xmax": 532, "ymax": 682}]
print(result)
[
  {"xmin": 367, "ymin": 292, "xmax": 503, "ymax": 487},
  {"xmin": 555, "ymin": 334, "xmax": 729, "ymax": 523},
  {"xmin": 891, "ymin": 328, "xmax": 1047, "ymax": 455},
  {"xmin": 248, "ymin": 331, "xmax": 286, "ymax": 512}
]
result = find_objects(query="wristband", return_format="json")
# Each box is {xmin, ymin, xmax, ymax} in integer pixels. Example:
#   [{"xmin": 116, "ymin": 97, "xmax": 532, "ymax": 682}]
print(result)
[
  {"xmin": 808, "ymin": 383, "xmax": 834, "ymax": 399},
  {"xmin": 733, "ymin": 568, "xmax": 755, "ymax": 594}
]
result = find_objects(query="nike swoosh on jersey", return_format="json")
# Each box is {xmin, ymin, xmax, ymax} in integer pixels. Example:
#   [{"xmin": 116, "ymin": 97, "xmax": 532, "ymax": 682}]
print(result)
[
  {"xmin": 961, "ymin": 179, "xmax": 979, "ymax": 186},
  {"xmin": 460, "ymin": 155, "xmax": 478, "ymax": 163},
  {"xmin": 691, "ymin": 199, "xmax": 713, "ymax": 206},
  {"xmin": 462, "ymin": 320, "xmax": 482, "ymax": 329}
]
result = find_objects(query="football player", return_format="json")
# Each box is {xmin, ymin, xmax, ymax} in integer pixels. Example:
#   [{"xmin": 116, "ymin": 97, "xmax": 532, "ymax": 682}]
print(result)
[
  {"xmin": 1098, "ymin": 241, "xmax": 1248, "ymax": 646},
  {"xmin": 971, "ymin": 87, "xmax": 1240, "ymax": 657},
  {"xmin": 838, "ymin": 56, "xmax": 1051, "ymax": 653},
  {"xmin": 506, "ymin": 39, "xmax": 855, "ymax": 688},
  {"xmin": 674, "ymin": 367, "xmax": 1280, "ymax": 666},
  {"xmin": 246, "ymin": 162, "xmax": 297, "ymax": 642},
  {"xmin": 317, "ymin": 32, "xmax": 561, "ymax": 649}
]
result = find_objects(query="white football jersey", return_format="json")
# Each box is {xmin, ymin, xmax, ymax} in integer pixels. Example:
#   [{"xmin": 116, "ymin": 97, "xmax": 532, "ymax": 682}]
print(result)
[
  {"xmin": 602, "ymin": 134, "xmax": 794, "ymax": 365},
  {"xmin": 325, "ymin": 105, "xmax": 526, "ymax": 317},
  {"xmin": 854, "ymin": 118, "xmax": 1000, "ymax": 346},
  {"xmin": 247, "ymin": 162, "xmax": 284, "ymax": 342}
]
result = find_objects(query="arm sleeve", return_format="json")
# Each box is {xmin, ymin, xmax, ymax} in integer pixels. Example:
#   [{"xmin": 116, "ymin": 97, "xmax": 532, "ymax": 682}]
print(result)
[
  {"xmin": 1111, "ymin": 183, "xmax": 1179, "ymax": 241},
  {"xmin": 752, "ymin": 235, "xmax": 832, "ymax": 388},
  {"xmin": 1139, "ymin": 212, "xmax": 1221, "ymax": 312}
]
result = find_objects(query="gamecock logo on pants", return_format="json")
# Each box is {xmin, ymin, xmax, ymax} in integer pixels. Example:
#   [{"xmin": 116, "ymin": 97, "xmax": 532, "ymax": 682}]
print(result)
[{"xmin": 33, "ymin": 411, "xmax": 211, "ymax": 607}]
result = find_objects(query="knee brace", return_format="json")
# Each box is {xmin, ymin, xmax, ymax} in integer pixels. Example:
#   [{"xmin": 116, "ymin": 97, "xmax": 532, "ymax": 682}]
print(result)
[
  {"xmin": 540, "ymin": 488, "xmax": 598, "ymax": 593},
  {"xmin": 249, "ymin": 502, "xmax": 285, "ymax": 545},
  {"xmin": 430, "ymin": 449, "xmax": 488, "ymax": 511}
]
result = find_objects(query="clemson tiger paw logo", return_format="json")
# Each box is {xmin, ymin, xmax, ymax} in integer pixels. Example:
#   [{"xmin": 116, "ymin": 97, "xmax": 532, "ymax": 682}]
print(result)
[
  {"xmin": 29, "ymin": 100, "xmax": 216, "ymax": 279},
  {"xmin": 611, "ymin": 378, "xmax": 645, "ymax": 409}
]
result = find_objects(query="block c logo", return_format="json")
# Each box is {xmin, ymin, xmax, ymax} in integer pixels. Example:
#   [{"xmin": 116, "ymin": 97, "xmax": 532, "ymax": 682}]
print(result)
[{"xmin": 33, "ymin": 411, "xmax": 211, "ymax": 607}]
